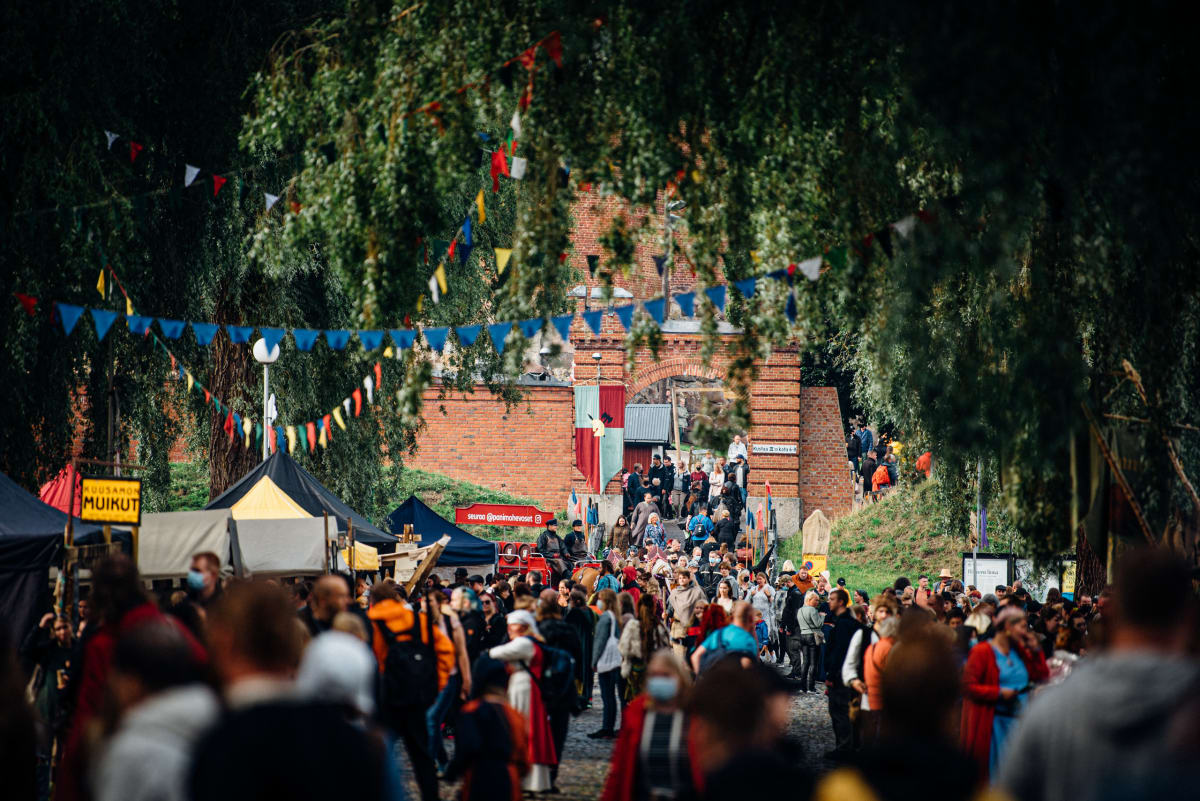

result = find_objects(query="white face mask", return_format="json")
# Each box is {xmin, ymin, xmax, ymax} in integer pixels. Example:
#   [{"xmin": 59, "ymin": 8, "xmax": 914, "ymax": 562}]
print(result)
[{"xmin": 598, "ymin": 600, "xmax": 607, "ymax": 610}]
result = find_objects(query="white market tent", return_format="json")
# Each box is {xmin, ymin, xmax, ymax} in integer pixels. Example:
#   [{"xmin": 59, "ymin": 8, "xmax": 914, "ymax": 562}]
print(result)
[{"xmin": 234, "ymin": 518, "xmax": 327, "ymax": 576}]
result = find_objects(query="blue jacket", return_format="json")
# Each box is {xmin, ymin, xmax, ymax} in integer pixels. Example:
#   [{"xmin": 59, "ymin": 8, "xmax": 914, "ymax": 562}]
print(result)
[
  {"xmin": 688, "ymin": 514, "xmax": 714, "ymax": 540},
  {"xmin": 858, "ymin": 428, "xmax": 874, "ymax": 457}
]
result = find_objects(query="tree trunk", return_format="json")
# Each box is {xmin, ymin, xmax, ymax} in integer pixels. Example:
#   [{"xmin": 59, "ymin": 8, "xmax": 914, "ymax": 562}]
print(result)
[{"xmin": 207, "ymin": 298, "xmax": 261, "ymax": 500}]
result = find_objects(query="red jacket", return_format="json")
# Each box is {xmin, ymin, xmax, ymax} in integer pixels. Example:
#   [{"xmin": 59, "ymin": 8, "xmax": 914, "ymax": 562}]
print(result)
[
  {"xmin": 960, "ymin": 639, "xmax": 1048, "ymax": 779},
  {"xmin": 600, "ymin": 695, "xmax": 704, "ymax": 801}
]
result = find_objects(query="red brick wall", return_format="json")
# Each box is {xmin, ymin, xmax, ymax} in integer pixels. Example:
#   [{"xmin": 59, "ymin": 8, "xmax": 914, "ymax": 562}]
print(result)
[
  {"xmin": 800, "ymin": 387, "xmax": 853, "ymax": 519},
  {"xmin": 407, "ymin": 382, "xmax": 577, "ymax": 512}
]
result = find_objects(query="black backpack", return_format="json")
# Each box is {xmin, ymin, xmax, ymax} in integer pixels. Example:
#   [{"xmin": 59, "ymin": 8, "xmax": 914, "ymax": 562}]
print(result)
[
  {"xmin": 524, "ymin": 641, "xmax": 579, "ymax": 712},
  {"xmin": 375, "ymin": 612, "xmax": 439, "ymax": 711}
]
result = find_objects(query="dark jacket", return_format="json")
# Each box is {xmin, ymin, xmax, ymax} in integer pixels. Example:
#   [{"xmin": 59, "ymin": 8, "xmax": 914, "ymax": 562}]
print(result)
[
  {"xmin": 713, "ymin": 517, "xmax": 739, "ymax": 548},
  {"xmin": 536, "ymin": 530, "xmax": 570, "ymax": 560},
  {"xmin": 537, "ymin": 617, "xmax": 584, "ymax": 705},
  {"xmin": 625, "ymin": 472, "xmax": 644, "ymax": 510},
  {"xmin": 846, "ymin": 437, "xmax": 861, "ymax": 461},
  {"xmin": 297, "ymin": 606, "xmax": 331, "ymax": 638},
  {"xmin": 564, "ymin": 528, "xmax": 588, "ymax": 558},
  {"xmin": 458, "ymin": 609, "xmax": 487, "ymax": 665},
  {"xmin": 480, "ymin": 612, "xmax": 508, "ymax": 651},
  {"xmin": 860, "ymin": 457, "xmax": 878, "ymax": 485},
  {"xmin": 823, "ymin": 609, "xmax": 862, "ymax": 687},
  {"xmin": 779, "ymin": 585, "xmax": 804, "ymax": 635},
  {"xmin": 609, "ymin": 524, "xmax": 632, "ymax": 552}
]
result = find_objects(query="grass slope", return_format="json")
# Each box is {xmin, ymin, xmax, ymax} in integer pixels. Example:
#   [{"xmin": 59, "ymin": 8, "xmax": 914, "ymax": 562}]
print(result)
[{"xmin": 779, "ymin": 480, "xmax": 966, "ymax": 595}]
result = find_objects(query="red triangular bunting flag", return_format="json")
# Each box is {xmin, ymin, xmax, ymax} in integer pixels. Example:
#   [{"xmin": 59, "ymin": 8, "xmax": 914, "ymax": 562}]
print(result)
[
  {"xmin": 542, "ymin": 31, "xmax": 563, "ymax": 67},
  {"xmin": 323, "ymin": 414, "xmax": 333, "ymax": 442},
  {"xmin": 519, "ymin": 46, "xmax": 537, "ymax": 69},
  {"xmin": 212, "ymin": 175, "xmax": 227, "ymax": 197},
  {"xmin": 14, "ymin": 293, "xmax": 37, "ymax": 317},
  {"xmin": 519, "ymin": 84, "xmax": 532, "ymax": 111},
  {"xmin": 129, "ymin": 141, "xmax": 144, "ymax": 163},
  {"xmin": 306, "ymin": 421, "xmax": 317, "ymax": 452},
  {"xmin": 223, "ymin": 410, "xmax": 235, "ymax": 442},
  {"xmin": 490, "ymin": 150, "xmax": 510, "ymax": 192},
  {"xmin": 290, "ymin": 201, "xmax": 302, "ymax": 215},
  {"xmin": 268, "ymin": 426, "xmax": 278, "ymax": 454},
  {"xmin": 204, "ymin": 389, "xmax": 211, "ymax": 405},
  {"xmin": 170, "ymin": 354, "xmax": 176, "ymax": 373},
  {"xmin": 352, "ymin": 388, "xmax": 362, "ymax": 417},
  {"xmin": 373, "ymin": 362, "xmax": 382, "ymax": 393},
  {"xmin": 447, "ymin": 239, "xmax": 457, "ymax": 260}
]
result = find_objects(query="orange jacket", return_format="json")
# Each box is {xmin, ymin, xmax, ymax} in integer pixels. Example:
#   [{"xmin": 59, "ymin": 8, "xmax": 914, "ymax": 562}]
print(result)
[
  {"xmin": 871, "ymin": 465, "xmax": 891, "ymax": 492},
  {"xmin": 863, "ymin": 636, "xmax": 894, "ymax": 710},
  {"xmin": 367, "ymin": 599, "xmax": 456, "ymax": 691}
]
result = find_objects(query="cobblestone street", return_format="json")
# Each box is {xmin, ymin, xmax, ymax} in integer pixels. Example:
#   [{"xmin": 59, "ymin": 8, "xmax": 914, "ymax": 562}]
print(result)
[{"xmin": 402, "ymin": 659, "xmax": 835, "ymax": 800}]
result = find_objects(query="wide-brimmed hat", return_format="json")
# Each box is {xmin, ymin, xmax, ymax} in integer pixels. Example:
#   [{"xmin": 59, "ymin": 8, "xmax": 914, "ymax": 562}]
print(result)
[{"xmin": 938, "ymin": 568, "xmax": 954, "ymax": 579}]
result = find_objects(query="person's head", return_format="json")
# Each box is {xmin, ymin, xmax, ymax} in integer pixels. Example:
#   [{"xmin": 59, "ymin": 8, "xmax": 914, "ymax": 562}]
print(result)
[
  {"xmin": 110, "ymin": 622, "xmax": 203, "ymax": 713},
  {"xmin": 688, "ymin": 660, "xmax": 791, "ymax": 770},
  {"xmin": 310, "ymin": 575, "xmax": 350, "ymax": 622},
  {"xmin": 708, "ymin": 551, "xmax": 720, "ymax": 566},
  {"xmin": 536, "ymin": 595, "xmax": 563, "ymax": 621},
  {"xmin": 633, "ymin": 462, "xmax": 643, "ymax": 474},
  {"xmin": 52, "ymin": 615, "xmax": 73, "ymax": 646},
  {"xmin": 946, "ymin": 606, "xmax": 966, "ymax": 628},
  {"xmin": 731, "ymin": 600, "xmax": 754, "ymax": 632},
  {"xmin": 804, "ymin": 590, "xmax": 819, "ymax": 607},
  {"xmin": 829, "ymin": 588, "xmax": 850, "ymax": 613},
  {"xmin": 331, "ymin": 611, "xmax": 369, "ymax": 642},
  {"xmin": 208, "ymin": 581, "xmax": 303, "ymax": 685},
  {"xmin": 527, "ymin": 570, "xmax": 542, "ymax": 586},
  {"xmin": 296, "ymin": 629, "xmax": 376, "ymax": 718},
  {"xmin": 718, "ymin": 581, "xmax": 732, "ymax": 599},
  {"xmin": 480, "ymin": 593, "xmax": 498, "ymax": 617},
  {"xmin": 798, "ymin": 567, "xmax": 810, "ymax": 582},
  {"xmin": 995, "ymin": 584, "xmax": 1008, "ymax": 597},
  {"xmin": 880, "ymin": 627, "xmax": 961, "ymax": 739},
  {"xmin": 495, "ymin": 580, "xmax": 512, "ymax": 599},
  {"xmin": 90, "ymin": 555, "xmax": 148, "ymax": 627},
  {"xmin": 505, "ymin": 609, "xmax": 539, "ymax": 641},
  {"xmin": 617, "ymin": 591, "xmax": 635, "ymax": 618},
  {"xmin": 649, "ymin": 512, "xmax": 660, "ymax": 526},
  {"xmin": 676, "ymin": 565, "xmax": 696, "ymax": 592},
  {"xmin": 755, "ymin": 572, "xmax": 767, "ymax": 587},
  {"xmin": 546, "ymin": 518, "xmax": 558, "ymax": 532},
  {"xmin": 893, "ymin": 576, "xmax": 912, "ymax": 593},
  {"xmin": 733, "ymin": 434, "xmax": 742, "ymax": 445},
  {"xmin": 1112, "ymin": 547, "xmax": 1196, "ymax": 652},
  {"xmin": 917, "ymin": 574, "xmax": 929, "ymax": 590},
  {"xmin": 872, "ymin": 594, "xmax": 899, "ymax": 625},
  {"xmin": 645, "ymin": 649, "xmax": 692, "ymax": 709},
  {"xmin": 993, "ymin": 605, "xmax": 1029, "ymax": 645},
  {"xmin": 853, "ymin": 589, "xmax": 870, "ymax": 605},
  {"xmin": 596, "ymin": 588, "xmax": 618, "ymax": 613},
  {"xmin": 189, "ymin": 552, "xmax": 221, "ymax": 599},
  {"xmin": 569, "ymin": 589, "xmax": 587, "ymax": 608},
  {"xmin": 616, "ymin": 515, "xmax": 628, "ymax": 527},
  {"xmin": 572, "ymin": 519, "xmax": 583, "ymax": 534},
  {"xmin": 558, "ymin": 579, "xmax": 571, "ymax": 595}
]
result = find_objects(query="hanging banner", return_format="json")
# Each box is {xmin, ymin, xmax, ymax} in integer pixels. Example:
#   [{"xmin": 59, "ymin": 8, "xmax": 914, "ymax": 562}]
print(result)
[
  {"xmin": 80, "ymin": 476, "xmax": 143, "ymax": 526},
  {"xmin": 455, "ymin": 503, "xmax": 556, "ymax": 528}
]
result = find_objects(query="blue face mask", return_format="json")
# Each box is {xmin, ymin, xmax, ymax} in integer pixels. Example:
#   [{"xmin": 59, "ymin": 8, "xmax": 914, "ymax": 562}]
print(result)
[
  {"xmin": 186, "ymin": 569, "xmax": 207, "ymax": 592},
  {"xmin": 646, "ymin": 675, "xmax": 678, "ymax": 703}
]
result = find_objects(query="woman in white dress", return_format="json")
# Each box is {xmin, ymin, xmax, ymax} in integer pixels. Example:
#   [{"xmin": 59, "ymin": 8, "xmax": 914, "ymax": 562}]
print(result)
[
  {"xmin": 750, "ymin": 571, "xmax": 776, "ymax": 651},
  {"xmin": 488, "ymin": 610, "xmax": 557, "ymax": 793}
]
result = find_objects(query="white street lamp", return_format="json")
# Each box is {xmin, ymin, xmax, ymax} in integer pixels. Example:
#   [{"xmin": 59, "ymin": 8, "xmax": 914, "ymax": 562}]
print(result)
[{"xmin": 252, "ymin": 338, "xmax": 280, "ymax": 460}]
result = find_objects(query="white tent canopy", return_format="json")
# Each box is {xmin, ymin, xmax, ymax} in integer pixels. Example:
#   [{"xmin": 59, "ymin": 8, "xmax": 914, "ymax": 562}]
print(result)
[
  {"xmin": 136, "ymin": 509, "xmax": 235, "ymax": 579},
  {"xmin": 233, "ymin": 518, "xmax": 327, "ymax": 576}
]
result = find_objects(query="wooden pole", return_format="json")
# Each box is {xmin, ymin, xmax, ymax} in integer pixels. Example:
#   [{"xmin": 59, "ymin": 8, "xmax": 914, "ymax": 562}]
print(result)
[
  {"xmin": 404, "ymin": 536, "xmax": 450, "ymax": 596},
  {"xmin": 323, "ymin": 511, "xmax": 331, "ymax": 573}
]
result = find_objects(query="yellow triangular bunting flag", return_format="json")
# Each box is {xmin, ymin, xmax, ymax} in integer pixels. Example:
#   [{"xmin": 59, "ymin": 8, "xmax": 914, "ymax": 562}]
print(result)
[
  {"xmin": 125, "ymin": 296, "xmax": 134, "ymax": 316},
  {"xmin": 96, "ymin": 269, "xmax": 106, "ymax": 297},
  {"xmin": 434, "ymin": 263, "xmax": 448, "ymax": 294},
  {"xmin": 242, "ymin": 418, "xmax": 253, "ymax": 448},
  {"xmin": 286, "ymin": 425, "xmax": 297, "ymax": 454},
  {"xmin": 332, "ymin": 407, "xmax": 347, "ymax": 431},
  {"xmin": 319, "ymin": 424, "xmax": 328, "ymax": 448},
  {"xmin": 476, "ymin": 190, "xmax": 485, "ymax": 223},
  {"xmin": 186, "ymin": 372, "xmax": 194, "ymax": 393},
  {"xmin": 383, "ymin": 346, "xmax": 394, "ymax": 359},
  {"xmin": 494, "ymin": 248, "xmax": 513, "ymax": 273},
  {"xmin": 417, "ymin": 296, "xmax": 424, "ymax": 314},
  {"xmin": 750, "ymin": 250, "xmax": 761, "ymax": 264}
]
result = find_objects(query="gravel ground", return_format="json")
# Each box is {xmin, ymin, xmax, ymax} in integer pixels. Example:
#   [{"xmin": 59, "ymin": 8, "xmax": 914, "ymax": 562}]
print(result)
[{"xmin": 399, "ymin": 656, "xmax": 836, "ymax": 799}]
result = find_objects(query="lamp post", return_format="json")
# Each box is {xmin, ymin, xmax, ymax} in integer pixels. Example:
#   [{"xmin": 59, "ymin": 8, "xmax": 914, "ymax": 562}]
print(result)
[{"xmin": 252, "ymin": 338, "xmax": 280, "ymax": 460}]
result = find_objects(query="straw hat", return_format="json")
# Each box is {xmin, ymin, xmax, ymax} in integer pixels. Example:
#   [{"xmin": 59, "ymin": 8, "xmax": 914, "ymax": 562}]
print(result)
[{"xmin": 938, "ymin": 568, "xmax": 954, "ymax": 580}]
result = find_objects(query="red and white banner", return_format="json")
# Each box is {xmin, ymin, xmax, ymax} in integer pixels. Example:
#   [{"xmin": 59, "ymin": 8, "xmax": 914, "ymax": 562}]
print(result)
[{"xmin": 455, "ymin": 503, "xmax": 555, "ymax": 527}]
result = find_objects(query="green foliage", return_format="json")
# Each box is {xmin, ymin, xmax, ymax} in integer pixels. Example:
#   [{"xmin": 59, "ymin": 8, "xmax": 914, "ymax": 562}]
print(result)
[
  {"xmin": 392, "ymin": 467, "xmax": 541, "ymax": 541},
  {"xmin": 163, "ymin": 461, "xmax": 210, "ymax": 512}
]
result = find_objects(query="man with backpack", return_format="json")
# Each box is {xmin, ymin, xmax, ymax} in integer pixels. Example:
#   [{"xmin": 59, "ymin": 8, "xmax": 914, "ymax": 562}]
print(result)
[
  {"xmin": 367, "ymin": 582, "xmax": 456, "ymax": 801},
  {"xmin": 536, "ymin": 591, "xmax": 584, "ymax": 794}
]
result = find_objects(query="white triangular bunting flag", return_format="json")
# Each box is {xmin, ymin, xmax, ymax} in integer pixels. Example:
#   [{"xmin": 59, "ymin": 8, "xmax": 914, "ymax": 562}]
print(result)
[
  {"xmin": 510, "ymin": 157, "xmax": 527, "ymax": 180},
  {"xmin": 265, "ymin": 193, "xmax": 280, "ymax": 211},
  {"xmin": 510, "ymin": 110, "xmax": 522, "ymax": 138},
  {"xmin": 428, "ymin": 273, "xmax": 440, "ymax": 304},
  {"xmin": 798, "ymin": 256, "xmax": 822, "ymax": 281},
  {"xmin": 184, "ymin": 164, "xmax": 200, "ymax": 187},
  {"xmin": 363, "ymin": 375, "xmax": 375, "ymax": 404},
  {"xmin": 892, "ymin": 215, "xmax": 917, "ymax": 239},
  {"xmin": 343, "ymin": 398, "xmax": 351, "ymax": 416},
  {"xmin": 104, "ymin": 130, "xmax": 119, "ymax": 150}
]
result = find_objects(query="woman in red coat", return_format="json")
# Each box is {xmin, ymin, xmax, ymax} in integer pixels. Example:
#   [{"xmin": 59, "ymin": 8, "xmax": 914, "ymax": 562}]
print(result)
[
  {"xmin": 960, "ymin": 606, "xmax": 1048, "ymax": 780},
  {"xmin": 601, "ymin": 649, "xmax": 704, "ymax": 801}
]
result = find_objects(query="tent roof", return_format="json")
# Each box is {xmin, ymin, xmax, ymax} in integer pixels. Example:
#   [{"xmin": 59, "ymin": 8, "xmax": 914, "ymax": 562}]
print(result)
[
  {"xmin": 205, "ymin": 451, "xmax": 394, "ymax": 544},
  {"xmin": 0, "ymin": 471, "xmax": 100, "ymax": 568},
  {"xmin": 136, "ymin": 509, "xmax": 234, "ymax": 579},
  {"xmin": 229, "ymin": 476, "xmax": 311, "ymax": 520},
  {"xmin": 386, "ymin": 496, "xmax": 497, "ymax": 567},
  {"xmin": 39, "ymin": 466, "xmax": 82, "ymax": 517}
]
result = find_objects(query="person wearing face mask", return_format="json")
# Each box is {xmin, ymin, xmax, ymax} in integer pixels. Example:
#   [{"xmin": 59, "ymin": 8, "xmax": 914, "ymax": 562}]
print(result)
[
  {"xmin": 698, "ymin": 552, "xmax": 721, "ymax": 598},
  {"xmin": 186, "ymin": 552, "xmax": 222, "ymax": 608},
  {"xmin": 600, "ymin": 650, "xmax": 701, "ymax": 801}
]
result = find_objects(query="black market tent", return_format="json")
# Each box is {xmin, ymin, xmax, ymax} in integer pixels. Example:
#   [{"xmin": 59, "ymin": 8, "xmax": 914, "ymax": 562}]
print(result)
[
  {"xmin": 386, "ymin": 496, "xmax": 497, "ymax": 568},
  {"xmin": 206, "ymin": 451, "xmax": 395, "ymax": 545},
  {"xmin": 0, "ymin": 472, "xmax": 101, "ymax": 649}
]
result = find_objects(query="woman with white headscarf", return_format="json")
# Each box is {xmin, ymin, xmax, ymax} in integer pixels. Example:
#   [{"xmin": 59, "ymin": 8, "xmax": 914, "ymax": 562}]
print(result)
[{"xmin": 489, "ymin": 610, "xmax": 557, "ymax": 793}]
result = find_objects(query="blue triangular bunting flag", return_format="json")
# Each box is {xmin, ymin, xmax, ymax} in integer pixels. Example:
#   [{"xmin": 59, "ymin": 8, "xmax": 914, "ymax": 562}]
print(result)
[
  {"xmin": 455, "ymin": 325, "xmax": 481, "ymax": 347},
  {"xmin": 191, "ymin": 322, "xmax": 220, "ymax": 346},
  {"xmin": 158, "ymin": 318, "xmax": 186, "ymax": 339},
  {"xmin": 293, "ymin": 328, "xmax": 321, "ymax": 351},
  {"xmin": 614, "ymin": 304, "xmax": 634, "ymax": 331},
  {"xmin": 358, "ymin": 330, "xmax": 384, "ymax": 351},
  {"xmin": 551, "ymin": 313, "xmax": 574, "ymax": 342},
  {"xmin": 733, "ymin": 278, "xmax": 757, "ymax": 298},
  {"xmin": 488, "ymin": 322, "xmax": 512, "ymax": 353},
  {"xmin": 232, "ymin": 411, "xmax": 242, "ymax": 433},
  {"xmin": 324, "ymin": 329, "xmax": 350, "ymax": 350},
  {"xmin": 422, "ymin": 327, "xmax": 448, "ymax": 352},
  {"xmin": 90, "ymin": 308, "xmax": 119, "ymax": 341},
  {"xmin": 675, "ymin": 292, "xmax": 695, "ymax": 318},
  {"xmin": 785, "ymin": 290, "xmax": 797, "ymax": 322},
  {"xmin": 274, "ymin": 426, "xmax": 286, "ymax": 453},
  {"xmin": 582, "ymin": 309, "xmax": 604, "ymax": 335},
  {"xmin": 462, "ymin": 216, "xmax": 472, "ymax": 246},
  {"xmin": 652, "ymin": 254, "xmax": 667, "ymax": 276},
  {"xmin": 643, "ymin": 298, "xmax": 666, "ymax": 324},
  {"xmin": 260, "ymin": 327, "xmax": 287, "ymax": 352},
  {"xmin": 126, "ymin": 314, "xmax": 152, "ymax": 336},
  {"xmin": 226, "ymin": 325, "xmax": 254, "ymax": 344},
  {"xmin": 704, "ymin": 285, "xmax": 726, "ymax": 313},
  {"xmin": 518, "ymin": 317, "xmax": 542, "ymax": 340},
  {"xmin": 390, "ymin": 329, "xmax": 416, "ymax": 350},
  {"xmin": 458, "ymin": 242, "xmax": 473, "ymax": 266}
]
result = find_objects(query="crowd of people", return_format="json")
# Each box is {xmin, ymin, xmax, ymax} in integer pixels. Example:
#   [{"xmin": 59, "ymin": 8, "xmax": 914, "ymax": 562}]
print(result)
[
  {"xmin": 620, "ymin": 437, "xmax": 752, "ymax": 532},
  {"xmin": 2, "ymin": 514, "xmax": 1196, "ymax": 801}
]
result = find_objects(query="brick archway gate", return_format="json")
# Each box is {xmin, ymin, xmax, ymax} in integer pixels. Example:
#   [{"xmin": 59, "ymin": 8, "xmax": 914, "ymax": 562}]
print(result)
[{"xmin": 570, "ymin": 320, "xmax": 825, "ymax": 534}]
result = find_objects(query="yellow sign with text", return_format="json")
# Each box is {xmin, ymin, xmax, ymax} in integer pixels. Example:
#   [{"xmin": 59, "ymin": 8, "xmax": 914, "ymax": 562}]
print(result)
[
  {"xmin": 80, "ymin": 477, "xmax": 143, "ymax": 526},
  {"xmin": 801, "ymin": 553, "xmax": 828, "ymax": 577}
]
